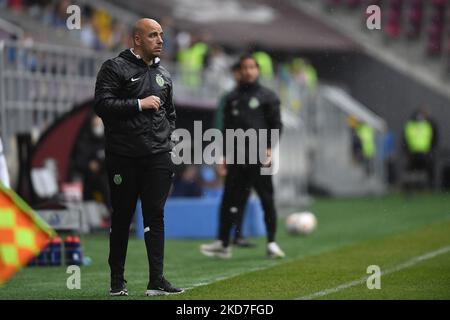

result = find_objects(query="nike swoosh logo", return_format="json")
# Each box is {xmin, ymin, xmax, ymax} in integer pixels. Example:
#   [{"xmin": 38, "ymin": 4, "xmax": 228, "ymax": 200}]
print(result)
[{"xmin": 131, "ymin": 77, "xmax": 140, "ymax": 82}]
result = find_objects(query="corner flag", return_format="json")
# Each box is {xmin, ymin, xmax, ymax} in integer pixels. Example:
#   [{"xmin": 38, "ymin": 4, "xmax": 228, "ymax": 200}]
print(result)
[{"xmin": 0, "ymin": 183, "xmax": 55, "ymax": 286}]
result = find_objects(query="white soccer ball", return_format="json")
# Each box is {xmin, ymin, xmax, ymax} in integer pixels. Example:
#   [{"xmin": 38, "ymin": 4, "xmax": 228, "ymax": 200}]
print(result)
[{"xmin": 285, "ymin": 212, "xmax": 317, "ymax": 235}]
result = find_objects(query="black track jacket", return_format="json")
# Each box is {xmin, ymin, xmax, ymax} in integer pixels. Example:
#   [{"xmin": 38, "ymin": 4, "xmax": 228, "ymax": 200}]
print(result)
[{"xmin": 94, "ymin": 49, "xmax": 176, "ymax": 157}]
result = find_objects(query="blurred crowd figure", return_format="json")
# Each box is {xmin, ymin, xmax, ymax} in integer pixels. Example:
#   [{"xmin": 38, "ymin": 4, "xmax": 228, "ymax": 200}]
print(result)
[
  {"xmin": 402, "ymin": 107, "xmax": 438, "ymax": 189},
  {"xmin": 213, "ymin": 62, "xmax": 241, "ymax": 131},
  {"xmin": 2, "ymin": 0, "xmax": 131, "ymax": 51},
  {"xmin": 347, "ymin": 106, "xmax": 440, "ymax": 190},
  {"xmin": 170, "ymin": 164, "xmax": 226, "ymax": 199},
  {"xmin": 276, "ymin": 57, "xmax": 318, "ymax": 114},
  {"xmin": 171, "ymin": 165, "xmax": 203, "ymax": 198},
  {"xmin": 348, "ymin": 116, "xmax": 376, "ymax": 176},
  {"xmin": 290, "ymin": 58, "xmax": 318, "ymax": 94},
  {"xmin": 70, "ymin": 113, "xmax": 110, "ymax": 209}
]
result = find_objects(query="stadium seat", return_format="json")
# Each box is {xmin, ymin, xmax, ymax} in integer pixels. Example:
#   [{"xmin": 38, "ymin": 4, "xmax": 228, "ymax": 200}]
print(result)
[
  {"xmin": 384, "ymin": 0, "xmax": 404, "ymax": 39},
  {"xmin": 406, "ymin": 0, "xmax": 424, "ymax": 39}
]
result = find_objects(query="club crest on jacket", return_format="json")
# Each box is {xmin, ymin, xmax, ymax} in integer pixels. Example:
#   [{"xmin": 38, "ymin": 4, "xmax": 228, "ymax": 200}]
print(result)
[
  {"xmin": 113, "ymin": 174, "xmax": 122, "ymax": 185},
  {"xmin": 156, "ymin": 74, "xmax": 165, "ymax": 87},
  {"xmin": 249, "ymin": 97, "xmax": 260, "ymax": 109}
]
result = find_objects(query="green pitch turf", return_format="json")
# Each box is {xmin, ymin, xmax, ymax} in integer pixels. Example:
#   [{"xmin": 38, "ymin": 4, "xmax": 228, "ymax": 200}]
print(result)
[{"xmin": 0, "ymin": 192, "xmax": 449, "ymax": 300}]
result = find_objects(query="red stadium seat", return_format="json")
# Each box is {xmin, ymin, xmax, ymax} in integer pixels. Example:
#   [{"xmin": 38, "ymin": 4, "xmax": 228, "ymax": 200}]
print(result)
[
  {"xmin": 426, "ymin": 0, "xmax": 447, "ymax": 56},
  {"xmin": 383, "ymin": 0, "xmax": 404, "ymax": 39},
  {"xmin": 406, "ymin": 0, "xmax": 424, "ymax": 39}
]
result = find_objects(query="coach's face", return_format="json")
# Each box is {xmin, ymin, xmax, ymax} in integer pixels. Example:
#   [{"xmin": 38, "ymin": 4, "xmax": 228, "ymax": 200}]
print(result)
[
  {"xmin": 134, "ymin": 19, "xmax": 164, "ymax": 60},
  {"xmin": 240, "ymin": 58, "xmax": 259, "ymax": 84}
]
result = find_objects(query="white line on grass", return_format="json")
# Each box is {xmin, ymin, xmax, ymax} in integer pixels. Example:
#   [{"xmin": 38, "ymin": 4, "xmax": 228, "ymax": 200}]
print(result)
[
  {"xmin": 296, "ymin": 246, "xmax": 450, "ymax": 300},
  {"xmin": 184, "ymin": 264, "xmax": 278, "ymax": 291}
]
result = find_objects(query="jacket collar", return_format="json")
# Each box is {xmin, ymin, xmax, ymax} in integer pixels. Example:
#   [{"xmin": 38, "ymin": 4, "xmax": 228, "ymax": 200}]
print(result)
[
  {"xmin": 238, "ymin": 80, "xmax": 260, "ymax": 92},
  {"xmin": 119, "ymin": 49, "xmax": 160, "ymax": 68}
]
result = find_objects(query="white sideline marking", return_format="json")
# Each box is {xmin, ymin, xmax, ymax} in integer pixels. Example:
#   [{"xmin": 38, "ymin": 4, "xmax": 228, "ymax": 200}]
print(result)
[
  {"xmin": 296, "ymin": 246, "xmax": 450, "ymax": 300},
  {"xmin": 184, "ymin": 265, "xmax": 277, "ymax": 291}
]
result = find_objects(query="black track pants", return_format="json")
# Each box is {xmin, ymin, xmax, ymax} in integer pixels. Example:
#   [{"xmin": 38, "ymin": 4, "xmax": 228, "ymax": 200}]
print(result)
[
  {"xmin": 218, "ymin": 164, "xmax": 277, "ymax": 247},
  {"xmin": 106, "ymin": 151, "xmax": 174, "ymax": 283}
]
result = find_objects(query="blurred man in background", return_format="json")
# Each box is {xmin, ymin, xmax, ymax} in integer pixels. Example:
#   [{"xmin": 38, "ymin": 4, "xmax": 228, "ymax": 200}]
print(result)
[
  {"xmin": 213, "ymin": 62, "xmax": 256, "ymax": 248},
  {"xmin": 171, "ymin": 165, "xmax": 203, "ymax": 197},
  {"xmin": 72, "ymin": 114, "xmax": 110, "ymax": 209},
  {"xmin": 291, "ymin": 57, "xmax": 318, "ymax": 94},
  {"xmin": 403, "ymin": 107, "xmax": 439, "ymax": 188},
  {"xmin": 213, "ymin": 62, "xmax": 241, "ymax": 131},
  {"xmin": 200, "ymin": 54, "xmax": 285, "ymax": 259},
  {"xmin": 177, "ymin": 33, "xmax": 209, "ymax": 88},
  {"xmin": 348, "ymin": 116, "xmax": 376, "ymax": 175},
  {"xmin": 94, "ymin": 18, "xmax": 182, "ymax": 296},
  {"xmin": 355, "ymin": 120, "xmax": 376, "ymax": 175}
]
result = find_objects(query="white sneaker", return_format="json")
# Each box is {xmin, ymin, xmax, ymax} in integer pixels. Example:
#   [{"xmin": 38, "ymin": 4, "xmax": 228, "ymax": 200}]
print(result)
[
  {"xmin": 267, "ymin": 242, "xmax": 285, "ymax": 259},
  {"xmin": 200, "ymin": 240, "xmax": 232, "ymax": 259}
]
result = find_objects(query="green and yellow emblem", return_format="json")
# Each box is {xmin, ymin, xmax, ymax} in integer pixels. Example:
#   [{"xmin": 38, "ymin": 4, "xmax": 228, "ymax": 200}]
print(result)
[{"xmin": 155, "ymin": 74, "xmax": 165, "ymax": 87}]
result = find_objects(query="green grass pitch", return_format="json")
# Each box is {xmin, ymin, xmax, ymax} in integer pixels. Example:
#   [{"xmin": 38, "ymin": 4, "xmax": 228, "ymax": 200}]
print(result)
[{"xmin": 1, "ymin": 192, "xmax": 449, "ymax": 300}]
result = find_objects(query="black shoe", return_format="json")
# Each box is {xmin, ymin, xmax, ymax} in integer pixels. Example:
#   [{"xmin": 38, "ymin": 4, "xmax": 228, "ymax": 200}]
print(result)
[
  {"xmin": 233, "ymin": 238, "xmax": 257, "ymax": 248},
  {"xmin": 110, "ymin": 275, "xmax": 128, "ymax": 296},
  {"xmin": 146, "ymin": 276, "xmax": 184, "ymax": 296}
]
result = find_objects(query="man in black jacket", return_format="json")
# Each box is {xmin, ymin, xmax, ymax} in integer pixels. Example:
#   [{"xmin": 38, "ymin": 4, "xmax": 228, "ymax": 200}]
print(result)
[
  {"xmin": 71, "ymin": 114, "xmax": 110, "ymax": 209},
  {"xmin": 94, "ymin": 18, "xmax": 183, "ymax": 296},
  {"xmin": 200, "ymin": 54, "xmax": 285, "ymax": 259}
]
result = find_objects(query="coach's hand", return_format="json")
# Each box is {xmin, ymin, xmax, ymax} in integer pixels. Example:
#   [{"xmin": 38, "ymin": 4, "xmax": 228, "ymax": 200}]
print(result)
[
  {"xmin": 141, "ymin": 95, "xmax": 161, "ymax": 110},
  {"xmin": 261, "ymin": 148, "xmax": 272, "ymax": 167},
  {"xmin": 217, "ymin": 156, "xmax": 227, "ymax": 177},
  {"xmin": 88, "ymin": 160, "xmax": 100, "ymax": 173}
]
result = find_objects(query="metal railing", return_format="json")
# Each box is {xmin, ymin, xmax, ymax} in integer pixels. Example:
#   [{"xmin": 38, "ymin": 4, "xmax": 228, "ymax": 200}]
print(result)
[
  {"xmin": 0, "ymin": 40, "xmax": 110, "ymax": 152},
  {"xmin": 0, "ymin": 17, "xmax": 24, "ymax": 40}
]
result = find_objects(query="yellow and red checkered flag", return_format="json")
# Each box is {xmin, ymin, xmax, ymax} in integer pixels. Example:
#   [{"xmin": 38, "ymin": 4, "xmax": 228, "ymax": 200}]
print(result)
[{"xmin": 0, "ymin": 182, "xmax": 55, "ymax": 286}]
